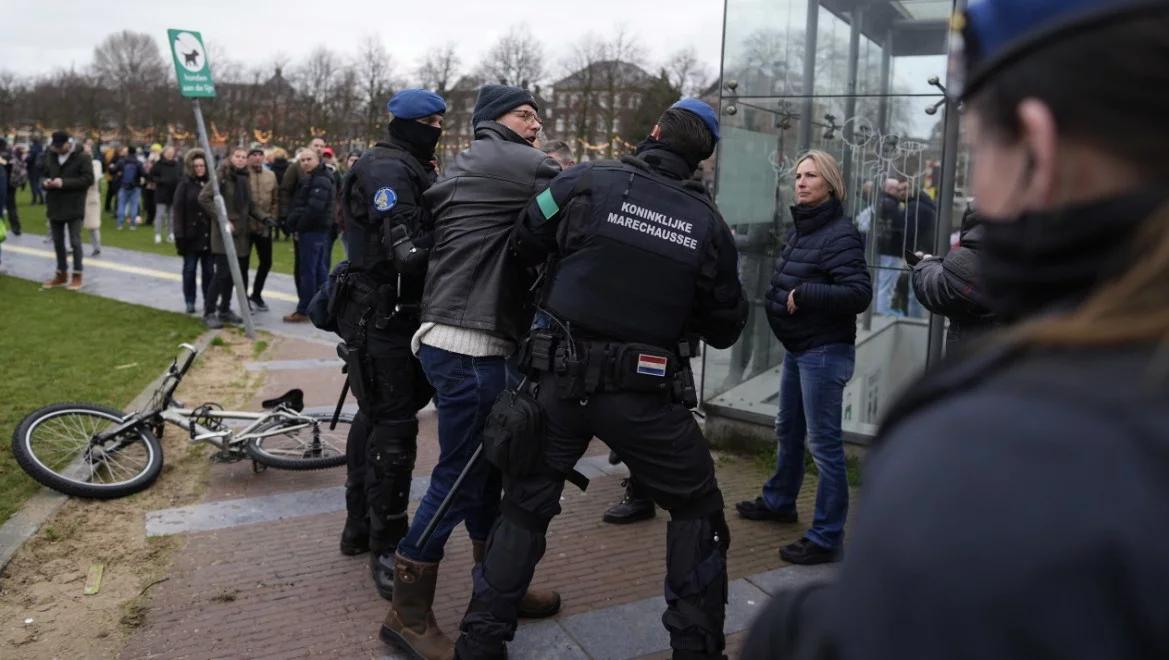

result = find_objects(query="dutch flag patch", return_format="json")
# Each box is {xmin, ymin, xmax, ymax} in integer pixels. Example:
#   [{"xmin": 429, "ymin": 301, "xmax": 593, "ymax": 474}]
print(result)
[{"xmin": 636, "ymin": 354, "xmax": 668, "ymax": 377}]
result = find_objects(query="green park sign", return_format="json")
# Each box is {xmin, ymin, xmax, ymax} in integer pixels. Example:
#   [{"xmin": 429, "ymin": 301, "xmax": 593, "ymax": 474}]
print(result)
[{"xmin": 167, "ymin": 29, "xmax": 216, "ymax": 98}]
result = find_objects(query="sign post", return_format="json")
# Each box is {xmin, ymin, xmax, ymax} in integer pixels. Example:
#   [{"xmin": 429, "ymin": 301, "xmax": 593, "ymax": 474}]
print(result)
[{"xmin": 167, "ymin": 28, "xmax": 255, "ymax": 338}]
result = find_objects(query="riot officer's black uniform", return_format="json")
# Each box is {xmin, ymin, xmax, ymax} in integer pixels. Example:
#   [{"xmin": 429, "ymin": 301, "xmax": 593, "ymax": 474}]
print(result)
[
  {"xmin": 335, "ymin": 102, "xmax": 444, "ymax": 598},
  {"xmin": 455, "ymin": 108, "xmax": 748, "ymax": 659}
]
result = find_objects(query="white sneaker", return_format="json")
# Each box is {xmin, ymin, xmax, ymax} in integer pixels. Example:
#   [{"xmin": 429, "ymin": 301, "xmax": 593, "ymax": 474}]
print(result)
[
  {"xmin": 154, "ymin": 235, "xmax": 162, "ymax": 244},
  {"xmin": 167, "ymin": 233, "xmax": 175, "ymax": 243}
]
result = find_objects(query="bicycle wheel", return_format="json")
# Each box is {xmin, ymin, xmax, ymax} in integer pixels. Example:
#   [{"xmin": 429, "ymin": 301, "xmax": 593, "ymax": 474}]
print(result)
[
  {"xmin": 12, "ymin": 403, "xmax": 165, "ymax": 499},
  {"xmin": 245, "ymin": 412, "xmax": 352, "ymax": 470}
]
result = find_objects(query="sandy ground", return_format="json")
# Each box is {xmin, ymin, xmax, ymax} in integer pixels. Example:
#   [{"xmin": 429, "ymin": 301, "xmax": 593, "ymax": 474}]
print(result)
[{"xmin": 0, "ymin": 331, "xmax": 272, "ymax": 660}]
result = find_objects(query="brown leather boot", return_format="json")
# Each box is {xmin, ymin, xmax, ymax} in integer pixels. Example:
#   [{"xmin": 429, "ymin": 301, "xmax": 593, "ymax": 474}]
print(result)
[
  {"xmin": 66, "ymin": 272, "xmax": 83, "ymax": 290},
  {"xmin": 379, "ymin": 553, "xmax": 453, "ymax": 660},
  {"xmin": 472, "ymin": 540, "xmax": 562, "ymax": 619},
  {"xmin": 42, "ymin": 271, "xmax": 68, "ymax": 289}
]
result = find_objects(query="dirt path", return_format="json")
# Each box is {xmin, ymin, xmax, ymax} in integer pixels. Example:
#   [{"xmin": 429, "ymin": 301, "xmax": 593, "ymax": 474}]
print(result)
[{"xmin": 0, "ymin": 331, "xmax": 273, "ymax": 659}]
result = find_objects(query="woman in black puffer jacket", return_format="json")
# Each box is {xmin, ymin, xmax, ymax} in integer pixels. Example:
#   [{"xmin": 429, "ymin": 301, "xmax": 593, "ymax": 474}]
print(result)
[{"xmin": 736, "ymin": 149, "xmax": 871, "ymax": 566}]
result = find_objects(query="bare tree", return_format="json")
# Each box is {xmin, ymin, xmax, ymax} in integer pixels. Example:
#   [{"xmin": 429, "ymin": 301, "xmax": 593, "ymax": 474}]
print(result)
[
  {"xmin": 478, "ymin": 24, "xmax": 546, "ymax": 88},
  {"xmin": 417, "ymin": 42, "xmax": 461, "ymax": 97},
  {"xmin": 295, "ymin": 46, "xmax": 342, "ymax": 142},
  {"xmin": 665, "ymin": 47, "xmax": 712, "ymax": 97},
  {"xmin": 558, "ymin": 34, "xmax": 604, "ymax": 160},
  {"xmin": 92, "ymin": 30, "xmax": 168, "ymax": 134},
  {"xmin": 595, "ymin": 26, "xmax": 646, "ymax": 157},
  {"xmin": 355, "ymin": 35, "xmax": 394, "ymax": 142}
]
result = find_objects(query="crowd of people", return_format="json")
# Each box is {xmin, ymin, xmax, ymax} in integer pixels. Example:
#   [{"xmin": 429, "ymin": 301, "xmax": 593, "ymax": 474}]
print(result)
[{"xmin": 2, "ymin": 1, "xmax": 1167, "ymax": 658}]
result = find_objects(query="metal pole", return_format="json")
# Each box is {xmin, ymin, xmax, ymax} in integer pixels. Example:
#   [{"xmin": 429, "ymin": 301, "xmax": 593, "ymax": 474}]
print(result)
[
  {"xmin": 192, "ymin": 99, "xmax": 255, "ymax": 338},
  {"xmin": 797, "ymin": 0, "xmax": 820, "ymax": 151},
  {"xmin": 861, "ymin": 28, "xmax": 893, "ymax": 333},
  {"xmin": 416, "ymin": 444, "xmax": 483, "ymax": 553},
  {"xmin": 926, "ymin": 0, "xmax": 967, "ymax": 366},
  {"xmin": 841, "ymin": 6, "xmax": 863, "ymax": 196}
]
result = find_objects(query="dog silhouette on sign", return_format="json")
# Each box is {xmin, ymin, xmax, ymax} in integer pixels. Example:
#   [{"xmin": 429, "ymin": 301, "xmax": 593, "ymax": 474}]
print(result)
[{"xmin": 183, "ymin": 50, "xmax": 200, "ymax": 67}]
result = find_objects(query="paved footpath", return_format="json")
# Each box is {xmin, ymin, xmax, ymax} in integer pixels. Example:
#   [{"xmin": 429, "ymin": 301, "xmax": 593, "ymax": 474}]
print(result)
[{"xmin": 4, "ymin": 237, "xmax": 840, "ymax": 658}]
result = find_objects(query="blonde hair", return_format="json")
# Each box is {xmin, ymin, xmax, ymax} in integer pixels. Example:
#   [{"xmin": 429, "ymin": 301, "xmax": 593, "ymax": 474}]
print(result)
[
  {"xmin": 796, "ymin": 150, "xmax": 846, "ymax": 202},
  {"xmin": 271, "ymin": 147, "xmax": 288, "ymax": 160}
]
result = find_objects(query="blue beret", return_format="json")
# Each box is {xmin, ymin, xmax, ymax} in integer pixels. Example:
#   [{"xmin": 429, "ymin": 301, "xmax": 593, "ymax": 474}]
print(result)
[
  {"xmin": 955, "ymin": 0, "xmax": 1167, "ymax": 98},
  {"xmin": 386, "ymin": 89, "xmax": 447, "ymax": 120},
  {"xmin": 670, "ymin": 98, "xmax": 719, "ymax": 143}
]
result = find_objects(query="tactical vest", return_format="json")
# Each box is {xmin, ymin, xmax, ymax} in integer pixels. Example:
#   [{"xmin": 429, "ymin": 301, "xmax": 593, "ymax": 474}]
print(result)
[
  {"xmin": 345, "ymin": 143, "xmax": 430, "ymax": 275},
  {"xmin": 543, "ymin": 162, "xmax": 719, "ymax": 349}
]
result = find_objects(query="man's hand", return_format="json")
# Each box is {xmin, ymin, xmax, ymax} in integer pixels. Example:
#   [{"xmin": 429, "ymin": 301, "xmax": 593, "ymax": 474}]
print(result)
[{"xmin": 786, "ymin": 289, "xmax": 798, "ymax": 315}]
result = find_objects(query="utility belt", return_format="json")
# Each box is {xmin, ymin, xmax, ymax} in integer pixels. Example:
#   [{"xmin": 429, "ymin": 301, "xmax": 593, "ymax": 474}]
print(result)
[
  {"xmin": 334, "ymin": 269, "xmax": 420, "ymax": 331},
  {"xmin": 517, "ymin": 330, "xmax": 699, "ymax": 408}
]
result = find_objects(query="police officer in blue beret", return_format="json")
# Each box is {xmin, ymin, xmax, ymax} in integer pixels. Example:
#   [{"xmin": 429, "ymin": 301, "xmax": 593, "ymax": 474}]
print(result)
[
  {"xmin": 334, "ymin": 88, "xmax": 446, "ymax": 599},
  {"xmin": 454, "ymin": 98, "xmax": 748, "ymax": 660}
]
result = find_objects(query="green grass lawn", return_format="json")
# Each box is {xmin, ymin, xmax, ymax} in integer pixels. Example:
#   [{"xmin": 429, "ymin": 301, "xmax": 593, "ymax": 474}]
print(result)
[
  {"xmin": 11, "ymin": 184, "xmax": 343, "ymax": 276},
  {"xmin": 0, "ymin": 277, "xmax": 205, "ymax": 525}
]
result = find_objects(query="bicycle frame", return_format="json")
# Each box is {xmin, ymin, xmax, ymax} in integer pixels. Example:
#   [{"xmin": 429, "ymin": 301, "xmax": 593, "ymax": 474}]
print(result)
[{"xmin": 158, "ymin": 407, "xmax": 323, "ymax": 453}]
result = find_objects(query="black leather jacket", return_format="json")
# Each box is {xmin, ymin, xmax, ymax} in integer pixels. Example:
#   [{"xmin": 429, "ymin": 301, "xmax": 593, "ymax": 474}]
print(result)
[{"xmin": 419, "ymin": 122, "xmax": 561, "ymax": 342}]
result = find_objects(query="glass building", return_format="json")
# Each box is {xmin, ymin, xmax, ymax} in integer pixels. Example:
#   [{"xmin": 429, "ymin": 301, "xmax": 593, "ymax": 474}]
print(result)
[{"xmin": 702, "ymin": 0, "xmax": 968, "ymax": 446}]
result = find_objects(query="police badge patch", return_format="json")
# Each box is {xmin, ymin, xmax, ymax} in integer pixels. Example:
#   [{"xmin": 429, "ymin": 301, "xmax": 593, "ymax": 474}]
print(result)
[{"xmin": 373, "ymin": 187, "xmax": 397, "ymax": 212}]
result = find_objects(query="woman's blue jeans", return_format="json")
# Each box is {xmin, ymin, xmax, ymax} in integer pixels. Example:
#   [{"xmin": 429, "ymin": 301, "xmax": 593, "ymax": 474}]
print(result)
[{"xmin": 763, "ymin": 342, "xmax": 855, "ymax": 549}]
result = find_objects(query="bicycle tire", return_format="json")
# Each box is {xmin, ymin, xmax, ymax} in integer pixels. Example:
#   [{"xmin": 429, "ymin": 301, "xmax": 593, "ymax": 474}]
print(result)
[
  {"xmin": 245, "ymin": 412, "xmax": 352, "ymax": 470},
  {"xmin": 11, "ymin": 402, "xmax": 164, "ymax": 499}
]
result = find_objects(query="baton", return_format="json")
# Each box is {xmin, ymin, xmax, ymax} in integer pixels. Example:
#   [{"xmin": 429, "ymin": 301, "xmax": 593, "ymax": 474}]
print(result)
[
  {"xmin": 329, "ymin": 379, "xmax": 349, "ymax": 431},
  {"xmin": 416, "ymin": 443, "xmax": 483, "ymax": 553}
]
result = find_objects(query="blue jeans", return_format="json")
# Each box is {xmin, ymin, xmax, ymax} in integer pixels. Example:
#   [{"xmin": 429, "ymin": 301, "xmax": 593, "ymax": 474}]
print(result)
[
  {"xmin": 763, "ymin": 343, "xmax": 855, "ymax": 549},
  {"xmin": 182, "ymin": 251, "xmax": 212, "ymax": 306},
  {"xmin": 295, "ymin": 230, "xmax": 329, "ymax": 314},
  {"xmin": 397, "ymin": 345, "xmax": 511, "ymax": 562},
  {"xmin": 116, "ymin": 187, "xmax": 140, "ymax": 228}
]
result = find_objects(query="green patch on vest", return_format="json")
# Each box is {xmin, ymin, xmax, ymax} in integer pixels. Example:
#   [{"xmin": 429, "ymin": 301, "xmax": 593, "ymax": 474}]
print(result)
[{"xmin": 535, "ymin": 189, "xmax": 559, "ymax": 222}]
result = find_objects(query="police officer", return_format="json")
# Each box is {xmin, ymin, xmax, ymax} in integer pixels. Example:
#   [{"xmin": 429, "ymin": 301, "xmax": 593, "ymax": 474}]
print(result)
[
  {"xmin": 336, "ymin": 89, "xmax": 445, "ymax": 599},
  {"xmin": 455, "ymin": 99, "xmax": 748, "ymax": 660}
]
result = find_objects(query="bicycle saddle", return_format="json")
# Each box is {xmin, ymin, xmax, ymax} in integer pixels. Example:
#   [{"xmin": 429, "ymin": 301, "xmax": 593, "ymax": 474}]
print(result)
[{"xmin": 261, "ymin": 388, "xmax": 305, "ymax": 412}]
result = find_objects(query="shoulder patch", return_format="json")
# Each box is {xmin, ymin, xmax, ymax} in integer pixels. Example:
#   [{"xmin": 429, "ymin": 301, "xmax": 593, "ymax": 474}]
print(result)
[
  {"xmin": 535, "ymin": 188, "xmax": 559, "ymax": 222},
  {"xmin": 373, "ymin": 187, "xmax": 397, "ymax": 212}
]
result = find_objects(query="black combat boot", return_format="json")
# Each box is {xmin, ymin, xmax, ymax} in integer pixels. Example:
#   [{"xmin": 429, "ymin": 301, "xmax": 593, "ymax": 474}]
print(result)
[
  {"xmin": 340, "ymin": 480, "xmax": 369, "ymax": 555},
  {"xmin": 602, "ymin": 478, "xmax": 656, "ymax": 524},
  {"xmin": 340, "ymin": 516, "xmax": 370, "ymax": 555},
  {"xmin": 370, "ymin": 550, "xmax": 396, "ymax": 600}
]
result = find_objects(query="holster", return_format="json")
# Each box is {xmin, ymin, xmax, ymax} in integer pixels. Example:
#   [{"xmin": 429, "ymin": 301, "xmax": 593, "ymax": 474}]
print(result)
[
  {"xmin": 336, "ymin": 341, "xmax": 370, "ymax": 404},
  {"xmin": 481, "ymin": 385, "xmax": 545, "ymax": 479}
]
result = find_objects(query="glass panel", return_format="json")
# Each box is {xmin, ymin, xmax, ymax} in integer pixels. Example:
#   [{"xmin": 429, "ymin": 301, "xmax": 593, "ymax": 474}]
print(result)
[{"xmin": 722, "ymin": 0, "xmax": 949, "ymax": 98}]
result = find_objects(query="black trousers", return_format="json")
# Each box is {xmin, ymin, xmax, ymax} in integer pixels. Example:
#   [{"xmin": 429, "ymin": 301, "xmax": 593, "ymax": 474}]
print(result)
[
  {"xmin": 143, "ymin": 188, "xmax": 156, "ymax": 225},
  {"xmin": 458, "ymin": 373, "xmax": 729, "ymax": 658},
  {"xmin": 205, "ymin": 253, "xmax": 248, "ymax": 315},
  {"xmin": 50, "ymin": 219, "xmax": 83, "ymax": 272},
  {"xmin": 338, "ymin": 302, "xmax": 434, "ymax": 551},
  {"xmin": 250, "ymin": 232, "xmax": 273, "ymax": 299},
  {"xmin": 5, "ymin": 185, "xmax": 20, "ymax": 233}
]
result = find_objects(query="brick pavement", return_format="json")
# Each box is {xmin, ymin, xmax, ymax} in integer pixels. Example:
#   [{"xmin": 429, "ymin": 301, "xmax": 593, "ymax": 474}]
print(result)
[{"xmin": 118, "ymin": 337, "xmax": 831, "ymax": 659}]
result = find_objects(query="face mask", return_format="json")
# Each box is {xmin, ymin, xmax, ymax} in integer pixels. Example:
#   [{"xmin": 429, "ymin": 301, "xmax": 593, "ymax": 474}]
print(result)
[{"xmin": 390, "ymin": 119, "xmax": 442, "ymax": 161}]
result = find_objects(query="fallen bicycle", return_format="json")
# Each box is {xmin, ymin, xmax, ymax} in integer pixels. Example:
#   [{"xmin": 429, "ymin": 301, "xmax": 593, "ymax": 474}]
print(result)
[{"xmin": 11, "ymin": 343, "xmax": 351, "ymax": 499}]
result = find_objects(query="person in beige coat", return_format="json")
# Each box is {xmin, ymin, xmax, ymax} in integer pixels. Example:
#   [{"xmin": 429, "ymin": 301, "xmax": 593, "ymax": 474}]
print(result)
[
  {"xmin": 82, "ymin": 139, "xmax": 103, "ymax": 256},
  {"xmin": 246, "ymin": 147, "xmax": 278, "ymax": 310}
]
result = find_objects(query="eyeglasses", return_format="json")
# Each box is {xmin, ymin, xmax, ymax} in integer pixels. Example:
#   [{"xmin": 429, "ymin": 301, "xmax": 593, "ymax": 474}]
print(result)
[{"xmin": 509, "ymin": 109, "xmax": 542, "ymax": 124}]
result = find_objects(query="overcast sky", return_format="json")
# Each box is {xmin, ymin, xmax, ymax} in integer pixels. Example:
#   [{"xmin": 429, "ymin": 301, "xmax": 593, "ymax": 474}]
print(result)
[{"xmin": 5, "ymin": 0, "xmax": 726, "ymax": 82}]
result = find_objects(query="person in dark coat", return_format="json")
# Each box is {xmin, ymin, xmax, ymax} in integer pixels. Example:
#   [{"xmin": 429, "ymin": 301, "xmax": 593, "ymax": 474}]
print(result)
[
  {"xmin": 27, "ymin": 138, "xmax": 44, "ymax": 204},
  {"xmin": 199, "ymin": 148, "xmax": 268, "ymax": 328},
  {"xmin": 173, "ymin": 149, "xmax": 213, "ymax": 314},
  {"xmin": 0, "ymin": 139, "xmax": 20, "ymax": 234},
  {"xmin": 742, "ymin": 2, "xmax": 1169, "ymax": 658},
  {"xmin": 736, "ymin": 149, "xmax": 871, "ymax": 566},
  {"xmin": 151, "ymin": 146, "xmax": 182, "ymax": 244},
  {"xmin": 41, "ymin": 131, "xmax": 95, "ymax": 290},
  {"xmin": 910, "ymin": 205, "xmax": 995, "ymax": 352},
  {"xmin": 282, "ymin": 148, "xmax": 334, "ymax": 322},
  {"xmin": 899, "ymin": 182, "xmax": 937, "ymax": 318}
]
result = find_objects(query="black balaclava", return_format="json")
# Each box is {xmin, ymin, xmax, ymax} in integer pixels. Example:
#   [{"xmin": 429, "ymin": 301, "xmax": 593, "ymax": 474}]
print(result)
[{"xmin": 389, "ymin": 118, "xmax": 442, "ymax": 164}]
